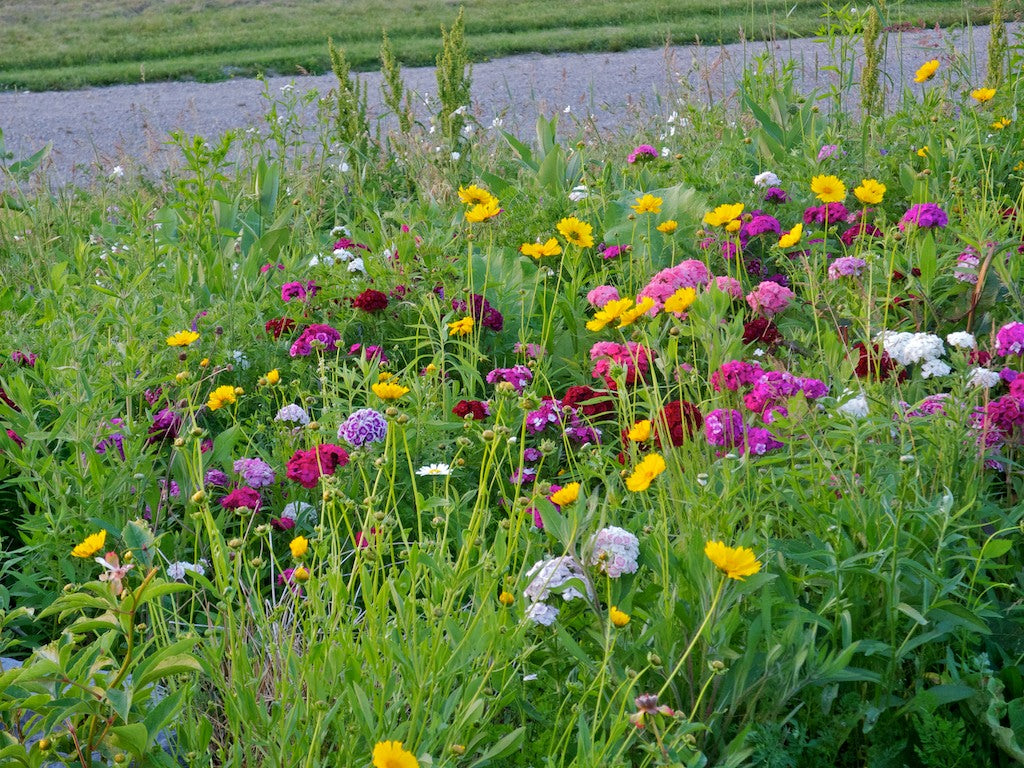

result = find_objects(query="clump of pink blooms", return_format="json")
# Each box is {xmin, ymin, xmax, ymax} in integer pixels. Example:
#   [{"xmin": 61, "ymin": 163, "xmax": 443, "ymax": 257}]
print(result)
[
  {"xmin": 590, "ymin": 341, "xmax": 654, "ymax": 389},
  {"xmin": 828, "ymin": 256, "xmax": 867, "ymax": 280},
  {"xmin": 746, "ymin": 281, "xmax": 795, "ymax": 316},
  {"xmin": 638, "ymin": 259, "xmax": 711, "ymax": 314},
  {"xmin": 587, "ymin": 285, "xmax": 620, "ymax": 308}
]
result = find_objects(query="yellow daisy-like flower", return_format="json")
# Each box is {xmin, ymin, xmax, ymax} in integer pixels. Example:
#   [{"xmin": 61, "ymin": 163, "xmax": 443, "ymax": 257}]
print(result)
[
  {"xmin": 656, "ymin": 219, "xmax": 678, "ymax": 234},
  {"xmin": 458, "ymin": 185, "xmax": 496, "ymax": 206},
  {"xmin": 917, "ymin": 146, "xmax": 929, "ymax": 158},
  {"xmin": 704, "ymin": 540, "xmax": 762, "ymax": 580},
  {"xmin": 1015, "ymin": 161, "xmax": 1024, "ymax": 172},
  {"xmin": 265, "ymin": 369, "xmax": 280, "ymax": 385},
  {"xmin": 778, "ymin": 223, "xmax": 803, "ymax": 248},
  {"xmin": 293, "ymin": 565, "xmax": 310, "ymax": 582},
  {"xmin": 609, "ymin": 606, "xmax": 630, "ymax": 627},
  {"xmin": 631, "ymin": 193, "xmax": 663, "ymax": 215},
  {"xmin": 207, "ymin": 385, "xmax": 237, "ymax": 411},
  {"xmin": 557, "ymin": 216, "xmax": 595, "ymax": 248},
  {"xmin": 289, "ymin": 535, "xmax": 309, "ymax": 558},
  {"xmin": 71, "ymin": 530, "xmax": 107, "ymax": 558},
  {"xmin": 627, "ymin": 420, "xmax": 652, "ymax": 442},
  {"xmin": 549, "ymin": 482, "xmax": 580, "ymax": 506},
  {"xmin": 810, "ymin": 174, "xmax": 846, "ymax": 203},
  {"xmin": 378, "ymin": 372, "xmax": 395, "ymax": 382},
  {"xmin": 617, "ymin": 296, "xmax": 656, "ymax": 328},
  {"xmin": 853, "ymin": 178, "xmax": 886, "ymax": 205},
  {"xmin": 465, "ymin": 198, "xmax": 501, "ymax": 223},
  {"xmin": 520, "ymin": 238, "xmax": 562, "ymax": 259},
  {"xmin": 913, "ymin": 59, "xmax": 939, "ymax": 84},
  {"xmin": 166, "ymin": 330, "xmax": 199, "ymax": 347},
  {"xmin": 586, "ymin": 298, "xmax": 634, "ymax": 332},
  {"xmin": 725, "ymin": 219, "xmax": 742, "ymax": 233},
  {"xmin": 992, "ymin": 117, "xmax": 1012, "ymax": 130},
  {"xmin": 663, "ymin": 287, "xmax": 697, "ymax": 315},
  {"xmin": 373, "ymin": 741, "xmax": 419, "ymax": 768},
  {"xmin": 448, "ymin": 316, "xmax": 475, "ymax": 337},
  {"xmin": 703, "ymin": 203, "xmax": 744, "ymax": 228},
  {"xmin": 372, "ymin": 382, "xmax": 410, "ymax": 400},
  {"xmin": 625, "ymin": 453, "xmax": 667, "ymax": 492},
  {"xmin": 498, "ymin": 590, "xmax": 514, "ymax": 606},
  {"xmin": 971, "ymin": 87, "xmax": 996, "ymax": 103}
]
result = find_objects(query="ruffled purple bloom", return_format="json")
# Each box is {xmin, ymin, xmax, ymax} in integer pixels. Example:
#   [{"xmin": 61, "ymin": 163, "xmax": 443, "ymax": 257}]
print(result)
[
  {"xmin": 627, "ymin": 144, "xmax": 658, "ymax": 164},
  {"xmin": 452, "ymin": 294, "xmax": 504, "ymax": 332},
  {"xmin": 996, "ymin": 322, "xmax": 1024, "ymax": 356},
  {"xmin": 705, "ymin": 409, "xmax": 745, "ymax": 447},
  {"xmin": 220, "ymin": 486, "xmax": 261, "ymax": 511},
  {"xmin": 146, "ymin": 408, "xmax": 181, "ymax": 446},
  {"xmin": 205, "ymin": 468, "xmax": 230, "ymax": 487},
  {"xmin": 486, "ymin": 365, "xmax": 533, "ymax": 392},
  {"xmin": 803, "ymin": 203, "xmax": 849, "ymax": 225},
  {"xmin": 764, "ymin": 187, "xmax": 789, "ymax": 203},
  {"xmin": 234, "ymin": 457, "xmax": 276, "ymax": 488},
  {"xmin": 337, "ymin": 408, "xmax": 388, "ymax": 447},
  {"xmin": 95, "ymin": 418, "xmax": 126, "ymax": 461},
  {"xmin": 828, "ymin": 256, "xmax": 867, "ymax": 279},
  {"xmin": 741, "ymin": 214, "xmax": 781, "ymax": 240},
  {"xmin": 899, "ymin": 203, "xmax": 948, "ymax": 230},
  {"xmin": 290, "ymin": 324, "xmax": 341, "ymax": 357}
]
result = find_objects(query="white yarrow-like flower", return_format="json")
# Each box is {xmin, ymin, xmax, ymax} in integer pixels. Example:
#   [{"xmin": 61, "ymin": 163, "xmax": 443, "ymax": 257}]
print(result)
[
  {"xmin": 524, "ymin": 556, "xmax": 591, "ymax": 603},
  {"xmin": 836, "ymin": 393, "xmax": 869, "ymax": 418},
  {"xmin": 275, "ymin": 404, "xmax": 311, "ymax": 425},
  {"xmin": 753, "ymin": 171, "xmax": 780, "ymax": 188},
  {"xmin": 347, "ymin": 257, "xmax": 366, "ymax": 273},
  {"xmin": 568, "ymin": 185, "xmax": 589, "ymax": 202},
  {"xmin": 920, "ymin": 359, "xmax": 951, "ymax": 379},
  {"xmin": 524, "ymin": 602, "xmax": 559, "ymax": 626},
  {"xmin": 968, "ymin": 367, "xmax": 1002, "ymax": 389},
  {"xmin": 946, "ymin": 331, "xmax": 977, "ymax": 350}
]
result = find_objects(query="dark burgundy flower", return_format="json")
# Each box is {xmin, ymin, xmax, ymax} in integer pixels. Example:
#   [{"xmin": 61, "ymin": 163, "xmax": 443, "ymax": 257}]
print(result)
[
  {"xmin": 265, "ymin": 317, "xmax": 297, "ymax": 339},
  {"xmin": 452, "ymin": 400, "xmax": 490, "ymax": 420},
  {"xmin": 839, "ymin": 223, "xmax": 882, "ymax": 246},
  {"xmin": 654, "ymin": 400, "xmax": 703, "ymax": 448},
  {"xmin": 270, "ymin": 516, "xmax": 296, "ymax": 531},
  {"xmin": 220, "ymin": 486, "xmax": 261, "ymax": 511},
  {"xmin": 286, "ymin": 444, "xmax": 350, "ymax": 488},
  {"xmin": 853, "ymin": 342, "xmax": 906, "ymax": 382},
  {"xmin": 0, "ymin": 386, "xmax": 18, "ymax": 412},
  {"xmin": 764, "ymin": 187, "xmax": 789, "ymax": 203},
  {"xmin": 11, "ymin": 350, "xmax": 36, "ymax": 367},
  {"xmin": 969, "ymin": 349, "xmax": 993, "ymax": 366},
  {"xmin": 5, "ymin": 428, "xmax": 23, "ymax": 448},
  {"xmin": 352, "ymin": 289, "xmax": 389, "ymax": 313},
  {"xmin": 743, "ymin": 318, "xmax": 783, "ymax": 347},
  {"xmin": 561, "ymin": 385, "xmax": 616, "ymax": 421},
  {"xmin": 146, "ymin": 408, "xmax": 182, "ymax": 446}
]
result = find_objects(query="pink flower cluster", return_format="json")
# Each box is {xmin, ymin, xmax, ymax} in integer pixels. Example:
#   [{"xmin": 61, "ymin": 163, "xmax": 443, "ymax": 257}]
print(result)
[
  {"xmin": 638, "ymin": 259, "xmax": 711, "ymax": 314},
  {"xmin": 590, "ymin": 341, "xmax": 654, "ymax": 389},
  {"xmin": 996, "ymin": 322, "xmax": 1024, "ymax": 356},
  {"xmin": 586, "ymin": 285, "xmax": 621, "ymax": 308},
  {"xmin": 746, "ymin": 281, "xmax": 795, "ymax": 316},
  {"xmin": 289, "ymin": 324, "xmax": 341, "ymax": 357}
]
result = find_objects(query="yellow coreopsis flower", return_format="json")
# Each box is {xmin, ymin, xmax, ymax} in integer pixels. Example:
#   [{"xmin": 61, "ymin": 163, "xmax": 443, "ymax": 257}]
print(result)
[
  {"xmin": 71, "ymin": 530, "xmax": 107, "ymax": 558},
  {"xmin": 853, "ymin": 178, "xmax": 886, "ymax": 205},
  {"xmin": 703, "ymin": 202, "xmax": 744, "ymax": 227},
  {"xmin": 663, "ymin": 287, "xmax": 697, "ymax": 315},
  {"xmin": 372, "ymin": 741, "xmax": 419, "ymax": 768},
  {"xmin": 609, "ymin": 606, "xmax": 630, "ymax": 627},
  {"xmin": 549, "ymin": 482, "xmax": 580, "ymax": 506},
  {"xmin": 465, "ymin": 198, "xmax": 501, "ymax": 223},
  {"xmin": 289, "ymin": 535, "xmax": 309, "ymax": 558},
  {"xmin": 778, "ymin": 223, "xmax": 803, "ymax": 248},
  {"xmin": 656, "ymin": 219, "xmax": 678, "ymax": 234},
  {"xmin": 166, "ymin": 330, "xmax": 199, "ymax": 347},
  {"xmin": 586, "ymin": 297, "xmax": 634, "ymax": 332},
  {"xmin": 448, "ymin": 316, "xmax": 475, "ymax": 337},
  {"xmin": 704, "ymin": 540, "xmax": 762, "ymax": 580},
  {"xmin": 992, "ymin": 117, "xmax": 1012, "ymax": 130},
  {"xmin": 557, "ymin": 216, "xmax": 595, "ymax": 248},
  {"xmin": 498, "ymin": 590, "xmax": 514, "ymax": 606},
  {"xmin": 265, "ymin": 369, "xmax": 280, "ymax": 385},
  {"xmin": 458, "ymin": 184, "xmax": 496, "ymax": 206},
  {"xmin": 625, "ymin": 453, "xmax": 667, "ymax": 492},
  {"xmin": 913, "ymin": 59, "xmax": 939, "ymax": 84},
  {"xmin": 725, "ymin": 218, "xmax": 742, "ymax": 233},
  {"xmin": 631, "ymin": 193, "xmax": 663, "ymax": 214},
  {"xmin": 372, "ymin": 382, "xmax": 410, "ymax": 400},
  {"xmin": 971, "ymin": 87, "xmax": 996, "ymax": 103},
  {"xmin": 917, "ymin": 146, "xmax": 929, "ymax": 158},
  {"xmin": 627, "ymin": 420, "xmax": 652, "ymax": 442},
  {"xmin": 520, "ymin": 238, "xmax": 563, "ymax": 259},
  {"xmin": 292, "ymin": 565, "xmax": 310, "ymax": 582},
  {"xmin": 617, "ymin": 297, "xmax": 656, "ymax": 328},
  {"xmin": 810, "ymin": 174, "xmax": 846, "ymax": 203},
  {"xmin": 207, "ymin": 385, "xmax": 237, "ymax": 411}
]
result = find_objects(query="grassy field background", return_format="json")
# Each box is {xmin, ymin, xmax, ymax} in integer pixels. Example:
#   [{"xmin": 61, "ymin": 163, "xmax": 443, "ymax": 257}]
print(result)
[{"xmin": 0, "ymin": 0, "xmax": 1002, "ymax": 91}]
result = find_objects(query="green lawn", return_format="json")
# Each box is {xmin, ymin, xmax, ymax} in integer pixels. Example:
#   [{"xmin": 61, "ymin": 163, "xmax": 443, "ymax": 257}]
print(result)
[{"xmin": 0, "ymin": 0, "xmax": 997, "ymax": 91}]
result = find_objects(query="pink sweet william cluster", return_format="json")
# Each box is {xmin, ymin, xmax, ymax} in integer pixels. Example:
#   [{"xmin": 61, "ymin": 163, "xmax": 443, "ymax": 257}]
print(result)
[
  {"xmin": 746, "ymin": 280, "xmax": 795, "ymax": 316},
  {"xmin": 995, "ymin": 322, "xmax": 1024, "ymax": 356},
  {"xmin": 286, "ymin": 444, "xmax": 349, "ymax": 488},
  {"xmin": 590, "ymin": 341, "xmax": 654, "ymax": 389},
  {"xmin": 586, "ymin": 285, "xmax": 621, "ymax": 308},
  {"xmin": 704, "ymin": 408, "xmax": 783, "ymax": 455},
  {"xmin": 638, "ymin": 259, "xmax": 711, "ymax": 314},
  {"xmin": 289, "ymin": 324, "xmax": 341, "ymax": 357}
]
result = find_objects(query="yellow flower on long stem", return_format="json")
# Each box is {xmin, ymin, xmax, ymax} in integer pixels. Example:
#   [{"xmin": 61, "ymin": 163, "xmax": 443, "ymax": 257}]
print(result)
[
  {"xmin": 289, "ymin": 535, "xmax": 309, "ymax": 558},
  {"xmin": 557, "ymin": 216, "xmax": 595, "ymax": 248},
  {"xmin": 610, "ymin": 606, "xmax": 630, "ymax": 627},
  {"xmin": 704, "ymin": 540, "xmax": 762, "ymax": 580},
  {"xmin": 166, "ymin": 330, "xmax": 199, "ymax": 347},
  {"xmin": 627, "ymin": 420, "xmax": 652, "ymax": 442},
  {"xmin": 520, "ymin": 238, "xmax": 562, "ymax": 259},
  {"xmin": 457, "ymin": 185, "xmax": 496, "ymax": 206},
  {"xmin": 448, "ymin": 316, "xmax": 475, "ymax": 337},
  {"xmin": 465, "ymin": 198, "xmax": 501, "ymax": 223},
  {"xmin": 265, "ymin": 369, "xmax": 280, "ymax": 385},
  {"xmin": 663, "ymin": 287, "xmax": 697, "ymax": 315},
  {"xmin": 656, "ymin": 219, "xmax": 678, "ymax": 234},
  {"xmin": 971, "ymin": 87, "xmax": 996, "ymax": 103},
  {"xmin": 207, "ymin": 385, "xmax": 237, "ymax": 411},
  {"xmin": 625, "ymin": 453, "xmax": 667, "ymax": 491},
  {"xmin": 372, "ymin": 382, "xmax": 410, "ymax": 400},
  {"xmin": 853, "ymin": 178, "xmax": 886, "ymax": 205},
  {"xmin": 631, "ymin": 193, "xmax": 663, "ymax": 215},
  {"xmin": 913, "ymin": 59, "xmax": 939, "ymax": 84},
  {"xmin": 703, "ymin": 203, "xmax": 744, "ymax": 227},
  {"xmin": 778, "ymin": 223, "xmax": 802, "ymax": 248},
  {"xmin": 586, "ymin": 298, "xmax": 634, "ymax": 332},
  {"xmin": 71, "ymin": 530, "xmax": 107, "ymax": 558},
  {"xmin": 549, "ymin": 482, "xmax": 580, "ymax": 506},
  {"xmin": 810, "ymin": 175, "xmax": 846, "ymax": 203},
  {"xmin": 617, "ymin": 297, "xmax": 656, "ymax": 328},
  {"xmin": 373, "ymin": 741, "xmax": 420, "ymax": 768}
]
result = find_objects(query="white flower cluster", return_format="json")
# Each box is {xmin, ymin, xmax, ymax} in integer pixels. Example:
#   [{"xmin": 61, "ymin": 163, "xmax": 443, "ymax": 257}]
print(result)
[
  {"xmin": 753, "ymin": 171, "xmax": 781, "ymax": 188},
  {"xmin": 587, "ymin": 526, "xmax": 640, "ymax": 578},
  {"xmin": 275, "ymin": 404, "xmax": 311, "ymax": 425},
  {"xmin": 167, "ymin": 561, "xmax": 205, "ymax": 581},
  {"xmin": 836, "ymin": 392, "xmax": 869, "ymax": 418},
  {"xmin": 968, "ymin": 367, "xmax": 1002, "ymax": 389},
  {"xmin": 946, "ymin": 331, "xmax": 977, "ymax": 350},
  {"xmin": 281, "ymin": 501, "xmax": 317, "ymax": 523},
  {"xmin": 523, "ymin": 555, "xmax": 592, "ymax": 625},
  {"xmin": 877, "ymin": 331, "xmax": 949, "ymax": 378}
]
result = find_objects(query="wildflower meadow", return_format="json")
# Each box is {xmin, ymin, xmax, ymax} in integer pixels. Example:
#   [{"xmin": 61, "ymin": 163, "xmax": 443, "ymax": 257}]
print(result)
[{"xmin": 2, "ymin": 4, "xmax": 1024, "ymax": 767}]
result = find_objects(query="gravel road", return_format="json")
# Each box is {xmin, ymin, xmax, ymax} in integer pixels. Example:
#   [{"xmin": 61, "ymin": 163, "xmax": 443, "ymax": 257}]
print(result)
[{"xmin": 0, "ymin": 22, "xmax": 1016, "ymax": 185}]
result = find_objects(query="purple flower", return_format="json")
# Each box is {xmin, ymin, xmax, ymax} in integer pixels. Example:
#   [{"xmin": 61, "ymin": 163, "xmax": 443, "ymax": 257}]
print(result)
[
  {"xmin": 146, "ymin": 408, "xmax": 181, "ymax": 446},
  {"xmin": 220, "ymin": 486, "xmax": 261, "ymax": 511},
  {"xmin": 954, "ymin": 247, "xmax": 981, "ymax": 284},
  {"xmin": 95, "ymin": 418, "xmax": 126, "ymax": 461},
  {"xmin": 803, "ymin": 203, "xmax": 849, "ymax": 225},
  {"xmin": 705, "ymin": 409, "xmax": 745, "ymax": 447},
  {"xmin": 996, "ymin": 322, "xmax": 1024, "ymax": 356},
  {"xmin": 741, "ymin": 215, "xmax": 781, "ymax": 240},
  {"xmin": 600, "ymin": 244, "xmax": 630, "ymax": 260},
  {"xmin": 899, "ymin": 203, "xmax": 948, "ymax": 230},
  {"xmin": 452, "ymin": 294, "xmax": 503, "ymax": 332},
  {"xmin": 828, "ymin": 256, "xmax": 867, "ymax": 279},
  {"xmin": 817, "ymin": 144, "xmax": 840, "ymax": 162},
  {"xmin": 627, "ymin": 144, "xmax": 658, "ymax": 164},
  {"xmin": 10, "ymin": 350, "xmax": 36, "ymax": 367},
  {"xmin": 290, "ymin": 324, "xmax": 341, "ymax": 357},
  {"xmin": 764, "ymin": 187, "xmax": 789, "ymax": 203},
  {"xmin": 337, "ymin": 408, "xmax": 388, "ymax": 447},
  {"xmin": 586, "ymin": 285, "xmax": 621, "ymax": 308},
  {"xmin": 205, "ymin": 468, "xmax": 230, "ymax": 487},
  {"xmin": 233, "ymin": 457, "xmax": 276, "ymax": 488},
  {"xmin": 486, "ymin": 365, "xmax": 533, "ymax": 393},
  {"xmin": 744, "ymin": 427, "xmax": 783, "ymax": 455}
]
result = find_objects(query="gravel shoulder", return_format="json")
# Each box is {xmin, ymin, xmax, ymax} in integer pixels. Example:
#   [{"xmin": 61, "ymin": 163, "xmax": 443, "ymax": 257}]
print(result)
[{"xmin": 0, "ymin": 23, "xmax": 1016, "ymax": 185}]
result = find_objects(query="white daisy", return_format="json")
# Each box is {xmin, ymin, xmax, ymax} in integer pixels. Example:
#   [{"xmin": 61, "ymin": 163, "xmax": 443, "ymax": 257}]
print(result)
[{"xmin": 416, "ymin": 463, "xmax": 452, "ymax": 476}]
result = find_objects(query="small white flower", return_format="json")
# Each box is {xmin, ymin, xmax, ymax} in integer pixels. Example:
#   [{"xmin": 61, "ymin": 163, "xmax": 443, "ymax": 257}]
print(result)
[
  {"xmin": 900, "ymin": 454, "xmax": 916, "ymax": 463},
  {"xmin": 524, "ymin": 602, "xmax": 559, "ymax": 626},
  {"xmin": 280, "ymin": 83, "xmax": 294, "ymax": 93},
  {"xmin": 568, "ymin": 185, "xmax": 589, "ymax": 202},
  {"xmin": 523, "ymin": 673, "xmax": 538, "ymax": 681},
  {"xmin": 461, "ymin": 124, "xmax": 474, "ymax": 136},
  {"xmin": 452, "ymin": 105, "xmax": 468, "ymax": 116},
  {"xmin": 347, "ymin": 257, "xmax": 366, "ymax": 273},
  {"xmin": 451, "ymin": 151, "xmax": 461, "ymax": 161},
  {"xmin": 563, "ymin": 105, "xmax": 571, "ymax": 114},
  {"xmin": 754, "ymin": 171, "xmax": 780, "ymax": 188},
  {"xmin": 968, "ymin": 367, "xmax": 1001, "ymax": 389},
  {"xmin": 231, "ymin": 350, "xmax": 251, "ymax": 370},
  {"xmin": 946, "ymin": 331, "xmax": 977, "ymax": 350},
  {"xmin": 338, "ymin": 161, "xmax": 350, "ymax": 173},
  {"xmin": 920, "ymin": 359, "xmax": 951, "ymax": 379},
  {"xmin": 333, "ymin": 247, "xmax": 354, "ymax": 261},
  {"xmin": 660, "ymin": 147, "xmax": 671, "ymax": 158},
  {"xmin": 331, "ymin": 225, "xmax": 350, "ymax": 237},
  {"xmin": 836, "ymin": 393, "xmax": 869, "ymax": 418},
  {"xmin": 109, "ymin": 165, "xmax": 125, "ymax": 179},
  {"xmin": 281, "ymin": 501, "xmax": 317, "ymax": 522},
  {"xmin": 752, "ymin": 348, "xmax": 766, "ymax": 357},
  {"xmin": 416, "ymin": 463, "xmax": 452, "ymax": 476},
  {"xmin": 696, "ymin": 473, "xmax": 709, "ymax": 487},
  {"xmin": 490, "ymin": 116, "xmax": 504, "ymax": 129}
]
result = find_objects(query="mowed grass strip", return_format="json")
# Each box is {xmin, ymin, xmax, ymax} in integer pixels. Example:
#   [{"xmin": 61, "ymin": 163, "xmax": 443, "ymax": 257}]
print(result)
[{"xmin": 0, "ymin": 0, "xmax": 996, "ymax": 91}]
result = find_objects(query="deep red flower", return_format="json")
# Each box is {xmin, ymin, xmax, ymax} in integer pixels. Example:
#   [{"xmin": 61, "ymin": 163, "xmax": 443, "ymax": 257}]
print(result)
[
  {"xmin": 452, "ymin": 400, "xmax": 490, "ymax": 420},
  {"xmin": 742, "ymin": 317, "xmax": 783, "ymax": 347},
  {"xmin": 220, "ymin": 486, "xmax": 261, "ymax": 511},
  {"xmin": 286, "ymin": 444, "xmax": 350, "ymax": 488},
  {"xmin": 654, "ymin": 400, "xmax": 703, "ymax": 448},
  {"xmin": 265, "ymin": 317, "xmax": 297, "ymax": 339},
  {"xmin": 853, "ymin": 342, "xmax": 906, "ymax": 382},
  {"xmin": 352, "ymin": 289, "xmax": 389, "ymax": 313},
  {"xmin": 561, "ymin": 385, "xmax": 616, "ymax": 421}
]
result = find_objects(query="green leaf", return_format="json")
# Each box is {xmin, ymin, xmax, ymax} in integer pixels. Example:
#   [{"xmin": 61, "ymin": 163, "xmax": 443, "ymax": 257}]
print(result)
[
  {"xmin": 107, "ymin": 723, "xmax": 149, "ymax": 758},
  {"xmin": 133, "ymin": 654, "xmax": 203, "ymax": 689},
  {"xmin": 121, "ymin": 519, "xmax": 157, "ymax": 568},
  {"xmin": 981, "ymin": 538, "xmax": 1013, "ymax": 559},
  {"xmin": 468, "ymin": 726, "xmax": 525, "ymax": 767},
  {"xmin": 106, "ymin": 686, "xmax": 132, "ymax": 722}
]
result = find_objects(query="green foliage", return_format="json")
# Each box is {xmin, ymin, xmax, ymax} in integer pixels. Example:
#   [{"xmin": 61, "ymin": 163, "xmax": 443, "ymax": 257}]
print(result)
[
  {"xmin": 328, "ymin": 37, "xmax": 370, "ymax": 153},
  {"xmin": 435, "ymin": 7, "xmax": 472, "ymax": 146},
  {"xmin": 380, "ymin": 30, "xmax": 413, "ymax": 135}
]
